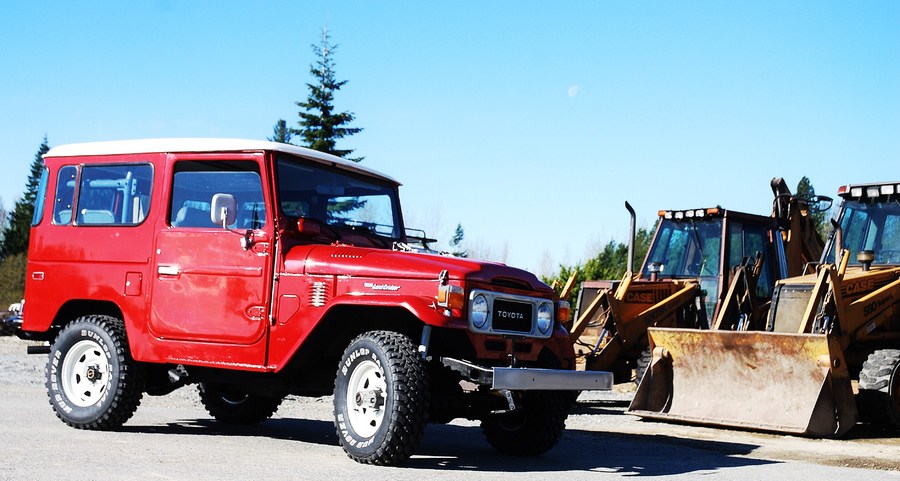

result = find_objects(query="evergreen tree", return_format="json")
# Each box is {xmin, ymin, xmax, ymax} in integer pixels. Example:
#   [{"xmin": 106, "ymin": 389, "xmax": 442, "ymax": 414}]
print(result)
[
  {"xmin": 796, "ymin": 176, "xmax": 829, "ymax": 237},
  {"xmin": 268, "ymin": 119, "xmax": 293, "ymax": 144},
  {"xmin": 450, "ymin": 223, "xmax": 468, "ymax": 258},
  {"xmin": 1, "ymin": 137, "xmax": 49, "ymax": 259},
  {"xmin": 292, "ymin": 26, "xmax": 363, "ymax": 162}
]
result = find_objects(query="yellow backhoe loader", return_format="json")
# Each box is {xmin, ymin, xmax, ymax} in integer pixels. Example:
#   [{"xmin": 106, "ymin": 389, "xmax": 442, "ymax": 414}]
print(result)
[
  {"xmin": 570, "ymin": 179, "xmax": 825, "ymax": 383},
  {"xmin": 629, "ymin": 181, "xmax": 900, "ymax": 437}
]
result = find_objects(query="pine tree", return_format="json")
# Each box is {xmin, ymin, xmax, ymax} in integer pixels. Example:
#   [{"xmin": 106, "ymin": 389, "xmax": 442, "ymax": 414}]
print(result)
[
  {"xmin": 292, "ymin": 26, "xmax": 363, "ymax": 162},
  {"xmin": 1, "ymin": 137, "xmax": 49, "ymax": 259},
  {"xmin": 796, "ymin": 176, "xmax": 829, "ymax": 237},
  {"xmin": 268, "ymin": 119, "xmax": 293, "ymax": 144},
  {"xmin": 450, "ymin": 223, "xmax": 468, "ymax": 258}
]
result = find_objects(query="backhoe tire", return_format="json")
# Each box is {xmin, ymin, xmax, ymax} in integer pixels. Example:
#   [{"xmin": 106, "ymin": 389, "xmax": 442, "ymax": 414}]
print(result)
[
  {"xmin": 857, "ymin": 349, "xmax": 900, "ymax": 430},
  {"xmin": 198, "ymin": 383, "xmax": 283, "ymax": 425},
  {"xmin": 635, "ymin": 347, "xmax": 653, "ymax": 384},
  {"xmin": 333, "ymin": 331, "xmax": 430, "ymax": 465},
  {"xmin": 46, "ymin": 315, "xmax": 143, "ymax": 430},
  {"xmin": 481, "ymin": 391, "xmax": 569, "ymax": 456}
]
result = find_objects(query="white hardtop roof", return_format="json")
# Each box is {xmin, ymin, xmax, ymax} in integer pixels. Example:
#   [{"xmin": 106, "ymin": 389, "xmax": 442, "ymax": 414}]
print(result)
[{"xmin": 44, "ymin": 138, "xmax": 399, "ymax": 184}]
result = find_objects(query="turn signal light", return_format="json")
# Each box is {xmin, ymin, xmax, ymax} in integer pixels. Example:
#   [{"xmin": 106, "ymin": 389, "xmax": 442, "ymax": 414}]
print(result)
[
  {"xmin": 437, "ymin": 284, "xmax": 464, "ymax": 310},
  {"xmin": 557, "ymin": 300, "xmax": 571, "ymax": 324}
]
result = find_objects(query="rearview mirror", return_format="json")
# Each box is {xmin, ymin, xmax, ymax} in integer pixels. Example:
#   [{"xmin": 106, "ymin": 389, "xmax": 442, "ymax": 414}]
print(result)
[
  {"xmin": 210, "ymin": 193, "xmax": 237, "ymax": 227},
  {"xmin": 811, "ymin": 195, "xmax": 833, "ymax": 213}
]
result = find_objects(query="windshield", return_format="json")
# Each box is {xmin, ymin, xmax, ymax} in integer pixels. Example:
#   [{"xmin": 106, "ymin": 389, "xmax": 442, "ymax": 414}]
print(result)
[
  {"xmin": 275, "ymin": 154, "xmax": 403, "ymax": 240},
  {"xmin": 642, "ymin": 218, "xmax": 723, "ymax": 279},
  {"xmin": 824, "ymin": 199, "xmax": 900, "ymax": 265}
]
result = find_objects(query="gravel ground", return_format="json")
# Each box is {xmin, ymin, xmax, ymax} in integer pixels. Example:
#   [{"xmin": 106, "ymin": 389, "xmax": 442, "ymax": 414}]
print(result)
[{"xmin": 2, "ymin": 335, "xmax": 900, "ymax": 480}]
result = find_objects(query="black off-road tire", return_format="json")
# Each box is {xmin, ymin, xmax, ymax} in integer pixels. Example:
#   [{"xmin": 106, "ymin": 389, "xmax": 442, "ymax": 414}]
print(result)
[
  {"xmin": 635, "ymin": 347, "xmax": 652, "ymax": 384},
  {"xmin": 857, "ymin": 349, "xmax": 900, "ymax": 430},
  {"xmin": 198, "ymin": 383, "xmax": 283, "ymax": 425},
  {"xmin": 46, "ymin": 315, "xmax": 143, "ymax": 430},
  {"xmin": 333, "ymin": 330, "xmax": 430, "ymax": 465},
  {"xmin": 481, "ymin": 390, "xmax": 569, "ymax": 456}
]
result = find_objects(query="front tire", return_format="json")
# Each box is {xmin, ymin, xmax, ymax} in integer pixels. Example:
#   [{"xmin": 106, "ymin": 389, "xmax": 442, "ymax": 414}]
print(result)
[
  {"xmin": 857, "ymin": 349, "xmax": 900, "ymax": 430},
  {"xmin": 46, "ymin": 315, "xmax": 143, "ymax": 429},
  {"xmin": 198, "ymin": 383, "xmax": 283, "ymax": 425},
  {"xmin": 333, "ymin": 331, "xmax": 429, "ymax": 465},
  {"xmin": 481, "ymin": 390, "xmax": 569, "ymax": 456}
]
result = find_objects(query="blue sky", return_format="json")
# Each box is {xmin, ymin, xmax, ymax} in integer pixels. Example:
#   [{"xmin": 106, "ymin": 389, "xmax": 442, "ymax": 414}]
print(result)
[{"xmin": 2, "ymin": 1, "xmax": 898, "ymax": 275}]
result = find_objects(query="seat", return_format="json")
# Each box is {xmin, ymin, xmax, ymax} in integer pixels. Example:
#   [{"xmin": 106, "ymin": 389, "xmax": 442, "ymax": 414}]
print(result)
[
  {"xmin": 79, "ymin": 209, "xmax": 115, "ymax": 224},
  {"xmin": 173, "ymin": 205, "xmax": 213, "ymax": 228}
]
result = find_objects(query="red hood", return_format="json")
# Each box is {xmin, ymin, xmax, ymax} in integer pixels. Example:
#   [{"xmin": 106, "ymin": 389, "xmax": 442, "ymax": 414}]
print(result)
[{"xmin": 286, "ymin": 244, "xmax": 551, "ymax": 293}]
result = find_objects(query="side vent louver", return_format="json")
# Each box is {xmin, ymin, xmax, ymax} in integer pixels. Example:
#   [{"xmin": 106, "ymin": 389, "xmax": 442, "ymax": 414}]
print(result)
[{"xmin": 309, "ymin": 281, "xmax": 329, "ymax": 307}]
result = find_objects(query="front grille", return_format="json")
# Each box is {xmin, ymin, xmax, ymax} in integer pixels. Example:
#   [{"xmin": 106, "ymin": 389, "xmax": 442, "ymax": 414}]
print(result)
[
  {"xmin": 467, "ymin": 289, "xmax": 553, "ymax": 339},
  {"xmin": 492, "ymin": 299, "xmax": 532, "ymax": 333}
]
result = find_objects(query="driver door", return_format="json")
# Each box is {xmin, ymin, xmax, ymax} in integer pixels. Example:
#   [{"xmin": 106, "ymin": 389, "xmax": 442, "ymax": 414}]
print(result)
[{"xmin": 150, "ymin": 153, "xmax": 273, "ymax": 366}]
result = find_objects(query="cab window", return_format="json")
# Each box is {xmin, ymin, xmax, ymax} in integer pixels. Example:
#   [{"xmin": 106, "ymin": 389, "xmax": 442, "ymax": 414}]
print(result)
[{"xmin": 169, "ymin": 161, "xmax": 265, "ymax": 229}]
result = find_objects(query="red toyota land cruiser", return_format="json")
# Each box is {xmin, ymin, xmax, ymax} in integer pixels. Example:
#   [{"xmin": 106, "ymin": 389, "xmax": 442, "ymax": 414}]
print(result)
[{"xmin": 21, "ymin": 139, "xmax": 610, "ymax": 465}]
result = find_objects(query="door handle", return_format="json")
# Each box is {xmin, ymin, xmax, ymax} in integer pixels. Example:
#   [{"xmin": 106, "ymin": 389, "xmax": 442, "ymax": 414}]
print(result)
[{"xmin": 157, "ymin": 265, "xmax": 180, "ymax": 276}]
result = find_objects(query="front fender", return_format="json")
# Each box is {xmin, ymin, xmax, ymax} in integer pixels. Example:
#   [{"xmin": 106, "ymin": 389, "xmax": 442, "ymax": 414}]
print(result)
[{"xmin": 323, "ymin": 293, "xmax": 467, "ymax": 329}]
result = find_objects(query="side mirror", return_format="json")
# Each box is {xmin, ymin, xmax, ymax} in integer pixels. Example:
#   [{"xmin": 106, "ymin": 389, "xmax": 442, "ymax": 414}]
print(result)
[
  {"xmin": 210, "ymin": 193, "xmax": 237, "ymax": 228},
  {"xmin": 812, "ymin": 195, "xmax": 833, "ymax": 213}
]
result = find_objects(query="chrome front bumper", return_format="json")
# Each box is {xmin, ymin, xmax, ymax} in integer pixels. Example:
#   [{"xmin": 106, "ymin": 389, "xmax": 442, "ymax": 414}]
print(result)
[{"xmin": 441, "ymin": 357, "xmax": 613, "ymax": 391}]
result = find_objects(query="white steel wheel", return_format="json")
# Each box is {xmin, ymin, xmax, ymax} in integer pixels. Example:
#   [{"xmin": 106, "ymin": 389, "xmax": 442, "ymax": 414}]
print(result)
[
  {"xmin": 333, "ymin": 330, "xmax": 430, "ymax": 465},
  {"xmin": 60, "ymin": 339, "xmax": 111, "ymax": 407},
  {"xmin": 345, "ymin": 359, "xmax": 387, "ymax": 438},
  {"xmin": 47, "ymin": 315, "xmax": 143, "ymax": 430}
]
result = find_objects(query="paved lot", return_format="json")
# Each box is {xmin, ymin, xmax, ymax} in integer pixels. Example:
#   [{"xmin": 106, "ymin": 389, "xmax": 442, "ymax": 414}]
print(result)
[{"xmin": 1, "ymin": 336, "xmax": 899, "ymax": 480}]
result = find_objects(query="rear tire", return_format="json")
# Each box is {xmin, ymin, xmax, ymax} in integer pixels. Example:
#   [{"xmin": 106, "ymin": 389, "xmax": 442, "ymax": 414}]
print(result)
[
  {"xmin": 46, "ymin": 315, "xmax": 143, "ymax": 430},
  {"xmin": 857, "ymin": 349, "xmax": 900, "ymax": 430},
  {"xmin": 198, "ymin": 383, "xmax": 283, "ymax": 425},
  {"xmin": 333, "ymin": 331, "xmax": 430, "ymax": 465}
]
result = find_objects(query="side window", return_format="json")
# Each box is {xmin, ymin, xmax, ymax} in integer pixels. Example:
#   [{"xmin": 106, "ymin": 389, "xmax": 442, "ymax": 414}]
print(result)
[
  {"xmin": 76, "ymin": 164, "xmax": 153, "ymax": 225},
  {"xmin": 31, "ymin": 167, "xmax": 49, "ymax": 226},
  {"xmin": 727, "ymin": 222, "xmax": 773, "ymax": 298},
  {"xmin": 170, "ymin": 161, "xmax": 266, "ymax": 229},
  {"xmin": 53, "ymin": 166, "xmax": 78, "ymax": 225}
]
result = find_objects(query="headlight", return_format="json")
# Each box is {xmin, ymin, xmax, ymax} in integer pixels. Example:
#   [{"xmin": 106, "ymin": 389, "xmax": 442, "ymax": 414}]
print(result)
[
  {"xmin": 537, "ymin": 302, "xmax": 553, "ymax": 334},
  {"xmin": 471, "ymin": 294, "xmax": 489, "ymax": 329}
]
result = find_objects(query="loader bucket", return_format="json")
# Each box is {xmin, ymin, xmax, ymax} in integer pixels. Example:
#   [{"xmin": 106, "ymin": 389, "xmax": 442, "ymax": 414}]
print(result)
[{"xmin": 627, "ymin": 328, "xmax": 858, "ymax": 437}]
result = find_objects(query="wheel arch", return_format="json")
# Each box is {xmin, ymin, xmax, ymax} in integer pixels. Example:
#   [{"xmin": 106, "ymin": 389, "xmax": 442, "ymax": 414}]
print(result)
[
  {"xmin": 296, "ymin": 303, "xmax": 425, "ymax": 361},
  {"xmin": 280, "ymin": 303, "xmax": 428, "ymax": 394},
  {"xmin": 27, "ymin": 299, "xmax": 125, "ymax": 342}
]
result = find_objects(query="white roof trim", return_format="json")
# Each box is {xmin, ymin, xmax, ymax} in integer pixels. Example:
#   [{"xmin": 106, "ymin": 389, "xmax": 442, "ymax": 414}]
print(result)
[{"xmin": 44, "ymin": 138, "xmax": 398, "ymax": 184}]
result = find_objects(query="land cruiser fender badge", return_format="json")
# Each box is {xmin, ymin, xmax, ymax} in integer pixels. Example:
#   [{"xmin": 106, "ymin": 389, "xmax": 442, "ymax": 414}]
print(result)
[{"xmin": 364, "ymin": 282, "xmax": 401, "ymax": 291}]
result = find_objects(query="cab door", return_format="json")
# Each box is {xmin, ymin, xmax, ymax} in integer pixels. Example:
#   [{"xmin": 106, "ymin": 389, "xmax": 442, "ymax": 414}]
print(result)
[{"xmin": 150, "ymin": 154, "xmax": 273, "ymax": 361}]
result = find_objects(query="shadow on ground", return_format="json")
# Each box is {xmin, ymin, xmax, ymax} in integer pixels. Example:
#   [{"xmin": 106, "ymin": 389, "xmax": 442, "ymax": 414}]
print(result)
[{"xmin": 119, "ymin": 412, "xmax": 772, "ymax": 476}]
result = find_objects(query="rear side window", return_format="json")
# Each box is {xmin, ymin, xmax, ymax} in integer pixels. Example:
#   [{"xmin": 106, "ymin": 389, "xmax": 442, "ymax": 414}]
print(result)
[
  {"xmin": 76, "ymin": 164, "xmax": 154, "ymax": 225},
  {"xmin": 31, "ymin": 167, "xmax": 49, "ymax": 226},
  {"xmin": 170, "ymin": 161, "xmax": 266, "ymax": 229}
]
